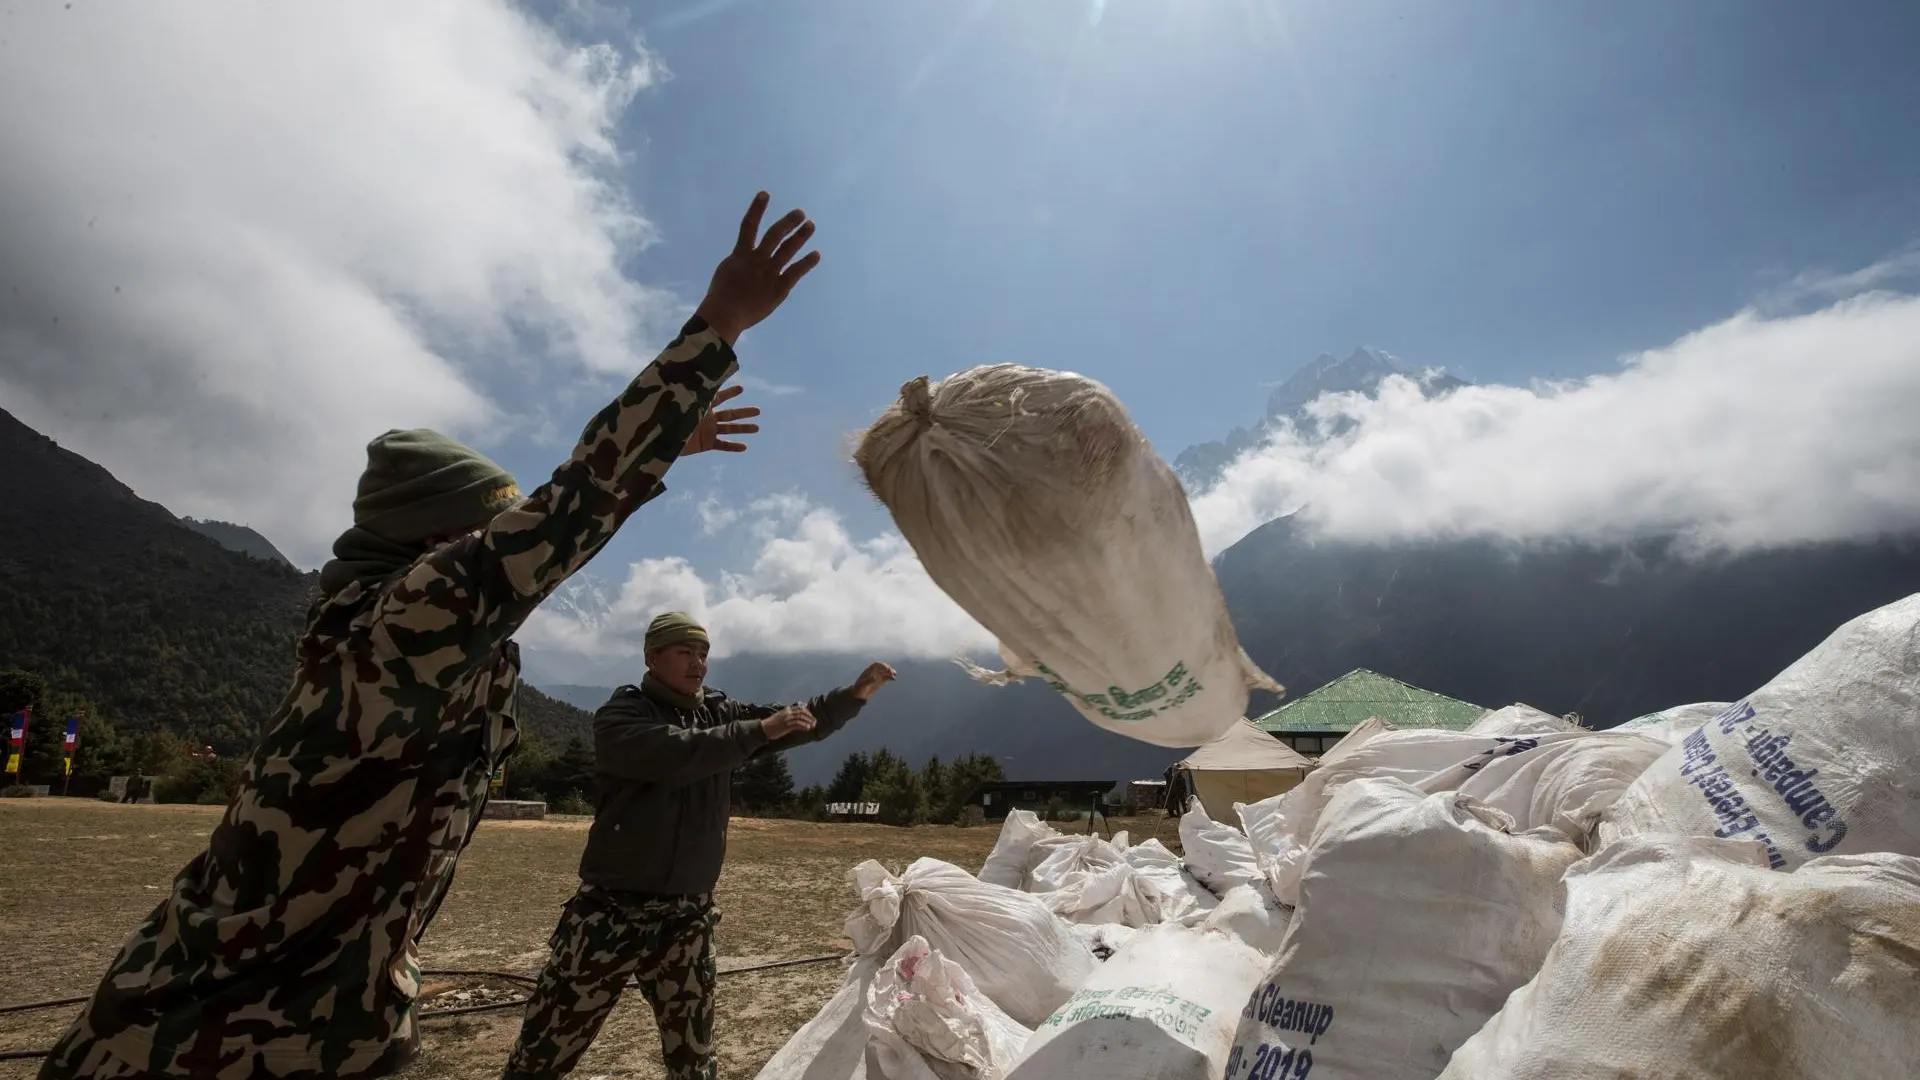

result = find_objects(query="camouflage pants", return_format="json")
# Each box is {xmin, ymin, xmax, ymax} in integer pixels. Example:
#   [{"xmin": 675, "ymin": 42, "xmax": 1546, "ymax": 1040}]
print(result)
[
  {"xmin": 502, "ymin": 887, "xmax": 718, "ymax": 1080},
  {"xmin": 33, "ymin": 1026, "xmax": 153, "ymax": 1080},
  {"xmin": 35, "ymin": 1018, "xmax": 416, "ymax": 1080}
]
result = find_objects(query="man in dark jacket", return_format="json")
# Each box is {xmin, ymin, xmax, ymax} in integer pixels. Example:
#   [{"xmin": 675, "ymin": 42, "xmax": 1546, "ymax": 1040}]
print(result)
[{"xmin": 501, "ymin": 611, "xmax": 895, "ymax": 1080}]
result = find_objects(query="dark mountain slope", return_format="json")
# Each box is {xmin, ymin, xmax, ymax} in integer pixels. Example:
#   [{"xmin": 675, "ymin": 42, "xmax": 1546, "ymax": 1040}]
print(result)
[
  {"xmin": 0, "ymin": 407, "xmax": 315, "ymax": 749},
  {"xmin": 180, "ymin": 518, "xmax": 295, "ymax": 567},
  {"xmin": 0, "ymin": 406, "xmax": 590, "ymax": 752},
  {"xmin": 1214, "ymin": 514, "xmax": 1920, "ymax": 724}
]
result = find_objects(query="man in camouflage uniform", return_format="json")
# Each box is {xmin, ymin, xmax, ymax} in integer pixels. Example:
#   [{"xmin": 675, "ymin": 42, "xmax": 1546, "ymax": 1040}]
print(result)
[
  {"xmin": 38, "ymin": 192, "xmax": 822, "ymax": 1080},
  {"xmin": 501, "ymin": 613, "xmax": 896, "ymax": 1080}
]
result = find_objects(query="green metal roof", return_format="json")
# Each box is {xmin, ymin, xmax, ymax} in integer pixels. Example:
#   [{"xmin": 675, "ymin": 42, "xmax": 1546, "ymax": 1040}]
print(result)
[{"xmin": 1250, "ymin": 669, "xmax": 1487, "ymax": 735}]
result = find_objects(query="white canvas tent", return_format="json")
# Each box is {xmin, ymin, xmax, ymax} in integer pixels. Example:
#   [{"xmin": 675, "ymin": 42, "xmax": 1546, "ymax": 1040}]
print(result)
[{"xmin": 1174, "ymin": 718, "xmax": 1316, "ymax": 822}]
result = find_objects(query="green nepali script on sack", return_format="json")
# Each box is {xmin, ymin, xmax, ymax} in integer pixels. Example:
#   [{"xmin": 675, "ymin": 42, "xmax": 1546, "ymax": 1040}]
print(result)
[
  {"xmin": 1041, "ymin": 986, "xmax": 1214, "ymax": 1041},
  {"xmin": 1033, "ymin": 659, "xmax": 1204, "ymax": 723}
]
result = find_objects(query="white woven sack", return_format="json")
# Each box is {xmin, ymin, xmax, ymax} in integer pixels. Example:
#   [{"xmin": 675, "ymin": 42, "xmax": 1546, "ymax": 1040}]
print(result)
[
  {"xmin": 863, "ymin": 936, "xmax": 1032, "ymax": 1080},
  {"xmin": 1607, "ymin": 701, "xmax": 1728, "ymax": 746},
  {"xmin": 1035, "ymin": 861, "xmax": 1139, "ymax": 926},
  {"xmin": 1178, "ymin": 799, "xmax": 1268, "ymax": 899},
  {"xmin": 1121, "ymin": 837, "xmax": 1180, "ymax": 871},
  {"xmin": 1225, "ymin": 779, "xmax": 1582, "ymax": 1080},
  {"xmin": 1196, "ymin": 884, "xmax": 1292, "ymax": 956},
  {"xmin": 752, "ymin": 955, "xmax": 883, "ymax": 1080},
  {"xmin": 1415, "ymin": 730, "xmax": 1671, "ymax": 848},
  {"xmin": 1440, "ymin": 836, "xmax": 1920, "ymax": 1079},
  {"xmin": 854, "ymin": 365, "xmax": 1281, "ymax": 747},
  {"xmin": 1009, "ymin": 923, "xmax": 1269, "ymax": 1080},
  {"xmin": 845, "ymin": 858, "xmax": 1098, "ymax": 1027},
  {"xmin": 1109, "ymin": 838, "xmax": 1220, "ymax": 924},
  {"xmin": 1067, "ymin": 921, "xmax": 1140, "ymax": 960},
  {"xmin": 1602, "ymin": 593, "xmax": 1920, "ymax": 870},
  {"xmin": 1252, "ymin": 728, "xmax": 1523, "ymax": 905},
  {"xmin": 1464, "ymin": 704, "xmax": 1580, "ymax": 737},
  {"xmin": 978, "ymin": 810, "xmax": 1055, "ymax": 890},
  {"xmin": 1026, "ymin": 835, "xmax": 1126, "ymax": 894}
]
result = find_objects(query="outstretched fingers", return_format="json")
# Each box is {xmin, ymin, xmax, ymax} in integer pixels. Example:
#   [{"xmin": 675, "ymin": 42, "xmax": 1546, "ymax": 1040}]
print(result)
[
  {"xmin": 755, "ymin": 208, "xmax": 809, "ymax": 258},
  {"xmin": 770, "ymin": 220, "xmax": 816, "ymax": 269},
  {"xmin": 710, "ymin": 386, "xmax": 760, "ymax": 425},
  {"xmin": 781, "ymin": 250, "xmax": 822, "ymax": 286},
  {"xmin": 699, "ymin": 191, "xmax": 820, "ymax": 342},
  {"xmin": 735, "ymin": 192, "xmax": 771, "ymax": 253}
]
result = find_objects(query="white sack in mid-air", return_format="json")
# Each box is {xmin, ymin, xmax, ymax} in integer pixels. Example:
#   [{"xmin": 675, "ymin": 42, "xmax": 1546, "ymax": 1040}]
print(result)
[{"xmin": 854, "ymin": 365, "xmax": 1282, "ymax": 748}]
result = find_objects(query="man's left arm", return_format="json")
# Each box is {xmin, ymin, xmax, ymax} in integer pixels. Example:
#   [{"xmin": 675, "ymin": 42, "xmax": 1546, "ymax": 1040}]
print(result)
[{"xmin": 740, "ymin": 661, "xmax": 897, "ymax": 756}]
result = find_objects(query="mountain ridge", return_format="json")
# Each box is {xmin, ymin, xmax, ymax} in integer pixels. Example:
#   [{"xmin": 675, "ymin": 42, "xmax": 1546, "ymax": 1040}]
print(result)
[
  {"xmin": 179, "ymin": 518, "xmax": 295, "ymax": 568},
  {"xmin": 1173, "ymin": 345, "xmax": 1469, "ymax": 491}
]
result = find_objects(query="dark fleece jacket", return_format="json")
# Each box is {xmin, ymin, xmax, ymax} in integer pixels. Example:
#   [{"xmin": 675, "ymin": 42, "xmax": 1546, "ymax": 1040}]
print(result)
[{"xmin": 580, "ymin": 678, "xmax": 865, "ymax": 894}]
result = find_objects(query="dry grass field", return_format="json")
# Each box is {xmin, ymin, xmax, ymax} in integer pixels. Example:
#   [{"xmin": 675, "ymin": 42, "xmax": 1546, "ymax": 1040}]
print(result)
[{"xmin": 0, "ymin": 800, "xmax": 1179, "ymax": 1079}]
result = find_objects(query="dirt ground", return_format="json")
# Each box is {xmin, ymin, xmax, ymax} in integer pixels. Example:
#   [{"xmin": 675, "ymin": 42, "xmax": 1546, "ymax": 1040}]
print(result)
[{"xmin": 0, "ymin": 800, "xmax": 1178, "ymax": 1079}]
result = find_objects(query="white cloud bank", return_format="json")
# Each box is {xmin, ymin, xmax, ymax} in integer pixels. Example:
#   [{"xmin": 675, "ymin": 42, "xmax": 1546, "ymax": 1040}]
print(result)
[
  {"xmin": 519, "ymin": 495, "xmax": 995, "ymax": 671},
  {"xmin": 1189, "ymin": 290, "xmax": 1920, "ymax": 554},
  {"xmin": 0, "ymin": 2, "xmax": 666, "ymax": 566},
  {"xmin": 530, "ymin": 288, "xmax": 1920, "ymax": 668}
]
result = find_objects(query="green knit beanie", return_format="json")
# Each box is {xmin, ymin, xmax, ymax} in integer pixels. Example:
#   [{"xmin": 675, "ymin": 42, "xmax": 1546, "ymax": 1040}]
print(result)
[
  {"xmin": 351, "ymin": 429, "xmax": 522, "ymax": 545},
  {"xmin": 645, "ymin": 611, "xmax": 710, "ymax": 653}
]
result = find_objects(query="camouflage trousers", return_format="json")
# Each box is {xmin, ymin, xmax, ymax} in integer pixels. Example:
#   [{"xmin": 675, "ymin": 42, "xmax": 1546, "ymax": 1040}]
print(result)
[
  {"xmin": 34, "ymin": 1027, "xmax": 163, "ymax": 1080},
  {"xmin": 502, "ymin": 886, "xmax": 718, "ymax": 1080},
  {"xmin": 35, "ymin": 1018, "xmax": 416, "ymax": 1080}
]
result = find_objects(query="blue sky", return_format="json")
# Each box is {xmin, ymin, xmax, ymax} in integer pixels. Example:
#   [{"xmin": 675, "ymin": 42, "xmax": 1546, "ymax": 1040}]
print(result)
[
  {"xmin": 487, "ymin": 0, "xmax": 1920, "ymax": 583},
  {"xmin": 7, "ymin": 1, "xmax": 1919, "ymax": 678}
]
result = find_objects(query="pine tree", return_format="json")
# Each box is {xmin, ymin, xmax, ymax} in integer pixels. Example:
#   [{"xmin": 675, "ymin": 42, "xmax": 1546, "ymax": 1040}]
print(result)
[
  {"xmin": 737, "ymin": 753, "xmax": 796, "ymax": 814},
  {"xmin": 919, "ymin": 756, "xmax": 950, "ymax": 823},
  {"xmin": 826, "ymin": 750, "xmax": 871, "ymax": 803},
  {"xmin": 794, "ymin": 784, "xmax": 827, "ymax": 819},
  {"xmin": 548, "ymin": 736, "xmax": 597, "ymax": 808},
  {"xmin": 862, "ymin": 748, "xmax": 927, "ymax": 826},
  {"xmin": 130, "ymin": 729, "xmax": 190, "ymax": 776},
  {"xmin": 940, "ymin": 752, "xmax": 1007, "ymax": 823},
  {"xmin": 72, "ymin": 711, "xmax": 132, "ymax": 779},
  {"xmin": 501, "ymin": 728, "xmax": 558, "ymax": 800}
]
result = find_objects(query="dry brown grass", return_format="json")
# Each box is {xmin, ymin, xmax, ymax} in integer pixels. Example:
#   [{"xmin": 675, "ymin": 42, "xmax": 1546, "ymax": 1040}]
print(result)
[{"xmin": 0, "ymin": 800, "xmax": 1178, "ymax": 1079}]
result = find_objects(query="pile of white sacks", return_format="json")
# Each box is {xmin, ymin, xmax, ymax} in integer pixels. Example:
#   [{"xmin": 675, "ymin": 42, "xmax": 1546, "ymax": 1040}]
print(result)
[{"xmin": 756, "ymin": 594, "xmax": 1920, "ymax": 1080}]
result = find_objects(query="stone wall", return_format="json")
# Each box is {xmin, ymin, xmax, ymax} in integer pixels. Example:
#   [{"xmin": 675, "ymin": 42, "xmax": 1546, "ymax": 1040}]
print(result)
[
  {"xmin": 101, "ymin": 775, "xmax": 160, "ymax": 803},
  {"xmin": 485, "ymin": 799, "xmax": 547, "ymax": 821}
]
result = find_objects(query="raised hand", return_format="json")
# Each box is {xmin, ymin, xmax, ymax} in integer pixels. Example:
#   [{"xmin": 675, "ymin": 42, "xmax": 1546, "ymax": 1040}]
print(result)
[
  {"xmin": 852, "ymin": 662, "xmax": 898, "ymax": 701},
  {"xmin": 683, "ymin": 384, "xmax": 762, "ymax": 455},
  {"xmin": 693, "ymin": 192, "xmax": 821, "ymax": 345}
]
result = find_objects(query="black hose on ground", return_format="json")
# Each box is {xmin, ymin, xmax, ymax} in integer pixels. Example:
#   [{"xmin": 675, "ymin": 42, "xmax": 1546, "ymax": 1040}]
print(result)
[
  {"xmin": 404, "ymin": 952, "xmax": 850, "ymax": 1020},
  {"xmin": 718, "ymin": 953, "xmax": 847, "ymax": 977},
  {"xmin": 418, "ymin": 968, "xmax": 540, "ymax": 985},
  {"xmin": 0, "ymin": 996, "xmax": 87, "ymax": 1018},
  {"xmin": 0, "ymin": 953, "xmax": 851, "ymax": 1061}
]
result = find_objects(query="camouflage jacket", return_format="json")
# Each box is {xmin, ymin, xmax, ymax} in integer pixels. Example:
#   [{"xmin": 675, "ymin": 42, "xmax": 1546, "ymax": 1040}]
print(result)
[{"xmin": 64, "ymin": 318, "xmax": 738, "ymax": 1079}]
